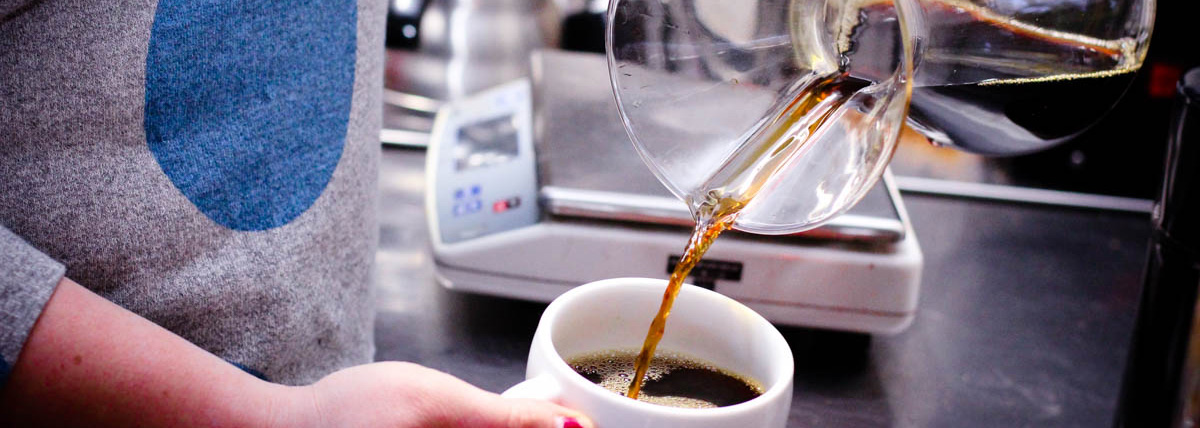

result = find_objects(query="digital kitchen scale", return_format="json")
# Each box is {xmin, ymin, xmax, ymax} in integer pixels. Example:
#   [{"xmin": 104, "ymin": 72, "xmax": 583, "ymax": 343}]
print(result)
[{"xmin": 426, "ymin": 50, "xmax": 922, "ymax": 334}]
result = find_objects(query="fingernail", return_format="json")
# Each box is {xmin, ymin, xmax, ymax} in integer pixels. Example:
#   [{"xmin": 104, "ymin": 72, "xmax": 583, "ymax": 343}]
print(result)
[{"xmin": 556, "ymin": 415, "xmax": 585, "ymax": 428}]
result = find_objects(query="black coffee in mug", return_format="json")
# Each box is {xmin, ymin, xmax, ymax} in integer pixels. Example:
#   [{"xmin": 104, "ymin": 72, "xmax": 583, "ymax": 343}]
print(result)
[{"xmin": 566, "ymin": 350, "xmax": 764, "ymax": 409}]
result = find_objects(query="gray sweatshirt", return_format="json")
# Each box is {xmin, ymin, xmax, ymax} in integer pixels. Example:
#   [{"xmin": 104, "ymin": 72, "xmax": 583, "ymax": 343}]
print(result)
[{"xmin": 1, "ymin": 0, "xmax": 383, "ymax": 386}]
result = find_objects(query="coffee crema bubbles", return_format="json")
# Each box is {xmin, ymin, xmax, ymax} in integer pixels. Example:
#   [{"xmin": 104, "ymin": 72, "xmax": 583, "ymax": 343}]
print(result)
[{"xmin": 566, "ymin": 349, "xmax": 764, "ymax": 409}]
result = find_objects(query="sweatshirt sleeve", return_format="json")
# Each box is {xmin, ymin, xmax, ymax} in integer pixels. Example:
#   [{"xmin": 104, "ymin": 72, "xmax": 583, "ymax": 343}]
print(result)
[{"xmin": 0, "ymin": 226, "xmax": 65, "ymax": 387}]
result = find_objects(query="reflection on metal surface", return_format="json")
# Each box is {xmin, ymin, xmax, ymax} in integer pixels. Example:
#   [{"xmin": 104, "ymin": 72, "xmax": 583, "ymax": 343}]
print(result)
[
  {"xmin": 384, "ymin": 88, "xmax": 443, "ymax": 113},
  {"xmin": 895, "ymin": 175, "xmax": 1154, "ymax": 213},
  {"xmin": 381, "ymin": 128, "xmax": 430, "ymax": 148},
  {"xmin": 541, "ymin": 185, "xmax": 906, "ymax": 243}
]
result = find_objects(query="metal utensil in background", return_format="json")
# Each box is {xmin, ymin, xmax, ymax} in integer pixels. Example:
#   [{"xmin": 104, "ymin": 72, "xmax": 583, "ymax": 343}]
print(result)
[{"xmin": 382, "ymin": 0, "xmax": 568, "ymax": 146}]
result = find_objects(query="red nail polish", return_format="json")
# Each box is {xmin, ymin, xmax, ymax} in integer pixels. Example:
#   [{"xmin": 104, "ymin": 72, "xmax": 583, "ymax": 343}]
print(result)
[{"xmin": 558, "ymin": 416, "xmax": 585, "ymax": 428}]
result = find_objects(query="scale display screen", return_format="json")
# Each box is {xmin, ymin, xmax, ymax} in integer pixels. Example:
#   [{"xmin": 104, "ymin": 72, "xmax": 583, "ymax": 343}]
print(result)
[
  {"xmin": 431, "ymin": 79, "xmax": 538, "ymax": 245},
  {"xmin": 454, "ymin": 115, "xmax": 519, "ymax": 171}
]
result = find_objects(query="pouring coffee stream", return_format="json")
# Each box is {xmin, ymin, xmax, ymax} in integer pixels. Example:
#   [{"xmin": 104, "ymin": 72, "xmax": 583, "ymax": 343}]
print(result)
[
  {"xmin": 626, "ymin": 70, "xmax": 870, "ymax": 398},
  {"xmin": 626, "ymin": 202, "xmax": 737, "ymax": 399}
]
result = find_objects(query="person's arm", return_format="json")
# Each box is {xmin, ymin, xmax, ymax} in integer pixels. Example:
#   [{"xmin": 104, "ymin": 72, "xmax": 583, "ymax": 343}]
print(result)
[
  {"xmin": 0, "ymin": 277, "xmax": 289, "ymax": 425},
  {"xmin": 0, "ymin": 278, "xmax": 592, "ymax": 428}
]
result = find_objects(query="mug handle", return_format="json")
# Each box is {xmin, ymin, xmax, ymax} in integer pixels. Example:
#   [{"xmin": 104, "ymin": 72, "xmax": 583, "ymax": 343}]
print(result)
[{"xmin": 501, "ymin": 375, "xmax": 562, "ymax": 401}]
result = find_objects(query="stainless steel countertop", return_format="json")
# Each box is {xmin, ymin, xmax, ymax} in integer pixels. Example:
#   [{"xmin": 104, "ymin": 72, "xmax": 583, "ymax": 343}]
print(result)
[{"xmin": 374, "ymin": 146, "xmax": 1149, "ymax": 427}]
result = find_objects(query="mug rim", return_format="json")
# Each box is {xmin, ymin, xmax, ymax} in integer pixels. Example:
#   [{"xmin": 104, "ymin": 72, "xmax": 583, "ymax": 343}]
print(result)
[{"xmin": 534, "ymin": 277, "xmax": 795, "ymax": 416}]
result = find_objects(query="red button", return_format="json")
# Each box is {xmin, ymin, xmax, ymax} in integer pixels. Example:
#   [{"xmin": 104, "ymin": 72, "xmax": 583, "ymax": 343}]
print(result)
[{"xmin": 1149, "ymin": 63, "xmax": 1184, "ymax": 99}]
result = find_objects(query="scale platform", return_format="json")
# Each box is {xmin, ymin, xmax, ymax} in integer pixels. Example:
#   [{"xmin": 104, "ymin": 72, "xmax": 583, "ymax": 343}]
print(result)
[{"xmin": 426, "ymin": 51, "xmax": 922, "ymax": 334}]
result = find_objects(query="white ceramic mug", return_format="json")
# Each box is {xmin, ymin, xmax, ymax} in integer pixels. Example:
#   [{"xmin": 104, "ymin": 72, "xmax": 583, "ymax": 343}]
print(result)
[{"xmin": 503, "ymin": 277, "xmax": 794, "ymax": 427}]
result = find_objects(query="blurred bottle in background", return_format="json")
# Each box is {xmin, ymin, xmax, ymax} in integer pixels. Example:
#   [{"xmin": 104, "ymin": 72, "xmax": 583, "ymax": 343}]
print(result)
[{"xmin": 1113, "ymin": 66, "xmax": 1200, "ymax": 428}]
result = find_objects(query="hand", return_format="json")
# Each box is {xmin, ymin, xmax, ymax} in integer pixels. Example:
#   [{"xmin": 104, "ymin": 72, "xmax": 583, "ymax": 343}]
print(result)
[{"xmin": 291, "ymin": 361, "xmax": 593, "ymax": 428}]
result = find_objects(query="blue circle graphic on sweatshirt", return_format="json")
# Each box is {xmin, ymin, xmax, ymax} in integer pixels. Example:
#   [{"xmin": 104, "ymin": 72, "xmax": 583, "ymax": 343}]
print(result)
[{"xmin": 145, "ymin": 0, "xmax": 357, "ymax": 231}]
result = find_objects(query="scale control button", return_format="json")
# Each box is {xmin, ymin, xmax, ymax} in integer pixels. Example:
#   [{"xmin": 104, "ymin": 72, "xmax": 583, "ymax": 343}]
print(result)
[
  {"xmin": 492, "ymin": 196, "xmax": 522, "ymax": 213},
  {"xmin": 452, "ymin": 185, "xmax": 485, "ymax": 216},
  {"xmin": 453, "ymin": 202, "xmax": 483, "ymax": 216}
]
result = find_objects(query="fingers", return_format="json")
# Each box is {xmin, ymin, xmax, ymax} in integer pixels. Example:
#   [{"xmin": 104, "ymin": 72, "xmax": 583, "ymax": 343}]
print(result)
[
  {"xmin": 493, "ymin": 397, "xmax": 594, "ymax": 428},
  {"xmin": 427, "ymin": 375, "xmax": 594, "ymax": 428},
  {"xmin": 311, "ymin": 362, "xmax": 597, "ymax": 428}
]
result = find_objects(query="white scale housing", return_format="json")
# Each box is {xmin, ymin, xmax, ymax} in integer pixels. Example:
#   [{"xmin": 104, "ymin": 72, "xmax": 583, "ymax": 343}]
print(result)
[{"xmin": 426, "ymin": 51, "xmax": 922, "ymax": 334}]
